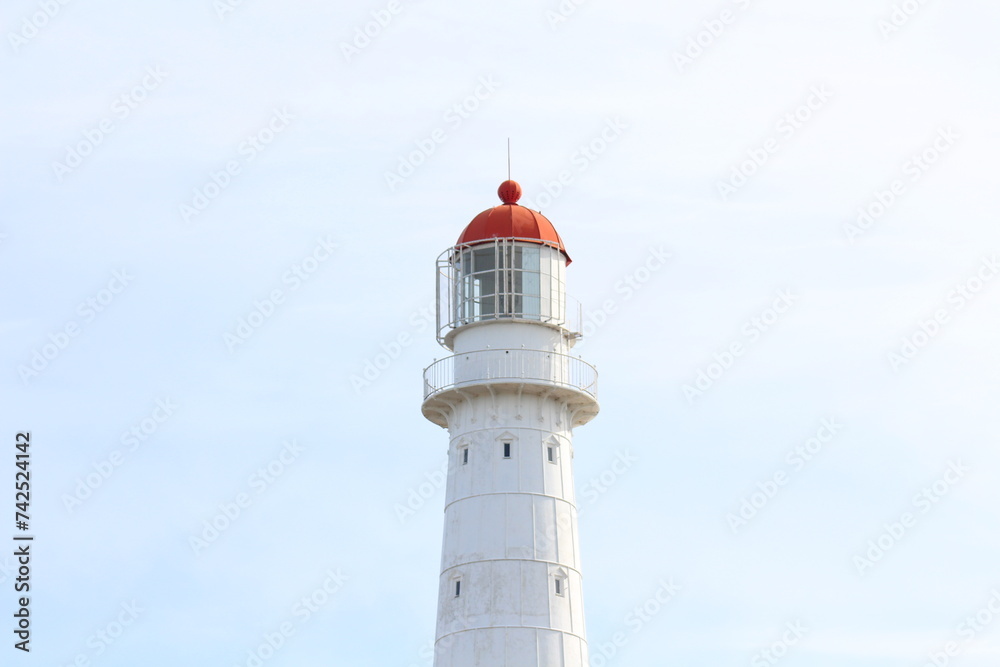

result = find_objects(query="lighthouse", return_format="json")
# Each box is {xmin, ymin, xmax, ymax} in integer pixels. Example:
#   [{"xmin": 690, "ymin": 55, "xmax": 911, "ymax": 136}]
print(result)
[{"xmin": 421, "ymin": 179, "xmax": 600, "ymax": 666}]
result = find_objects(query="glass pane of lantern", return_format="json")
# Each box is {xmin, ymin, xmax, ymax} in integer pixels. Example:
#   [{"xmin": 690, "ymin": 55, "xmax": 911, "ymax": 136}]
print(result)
[
  {"xmin": 479, "ymin": 294, "xmax": 495, "ymax": 318},
  {"xmin": 521, "ymin": 271, "xmax": 541, "ymax": 318},
  {"xmin": 473, "ymin": 247, "xmax": 495, "ymax": 273},
  {"xmin": 517, "ymin": 246, "xmax": 540, "ymax": 272},
  {"xmin": 522, "ymin": 296, "xmax": 540, "ymax": 318},
  {"xmin": 476, "ymin": 271, "xmax": 495, "ymax": 297}
]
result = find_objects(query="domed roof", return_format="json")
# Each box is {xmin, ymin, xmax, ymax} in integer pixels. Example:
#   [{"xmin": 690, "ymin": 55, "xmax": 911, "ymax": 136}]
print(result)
[{"xmin": 456, "ymin": 180, "xmax": 571, "ymax": 265}]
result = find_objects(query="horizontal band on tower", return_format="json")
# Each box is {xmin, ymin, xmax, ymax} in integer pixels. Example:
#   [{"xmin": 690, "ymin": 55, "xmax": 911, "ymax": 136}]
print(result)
[
  {"xmin": 440, "ymin": 559, "xmax": 584, "ymax": 579},
  {"xmin": 444, "ymin": 490, "xmax": 579, "ymax": 513},
  {"xmin": 435, "ymin": 625, "xmax": 588, "ymax": 645}
]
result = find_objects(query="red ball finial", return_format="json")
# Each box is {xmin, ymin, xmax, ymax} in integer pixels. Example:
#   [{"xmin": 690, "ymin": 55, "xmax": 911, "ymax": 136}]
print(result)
[{"xmin": 498, "ymin": 180, "xmax": 522, "ymax": 205}]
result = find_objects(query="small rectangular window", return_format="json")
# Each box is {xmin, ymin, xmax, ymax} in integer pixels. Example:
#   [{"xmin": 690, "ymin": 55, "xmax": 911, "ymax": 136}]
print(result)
[
  {"xmin": 547, "ymin": 446, "xmax": 555, "ymax": 463},
  {"xmin": 455, "ymin": 580, "xmax": 461, "ymax": 597},
  {"xmin": 555, "ymin": 579, "xmax": 563, "ymax": 596},
  {"xmin": 503, "ymin": 442, "xmax": 511, "ymax": 459},
  {"xmin": 462, "ymin": 447, "xmax": 469, "ymax": 465}
]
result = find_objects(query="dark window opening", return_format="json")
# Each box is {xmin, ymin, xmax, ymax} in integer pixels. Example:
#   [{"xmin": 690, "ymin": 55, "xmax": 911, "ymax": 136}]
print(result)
[
  {"xmin": 503, "ymin": 442, "xmax": 511, "ymax": 459},
  {"xmin": 547, "ymin": 446, "xmax": 555, "ymax": 463},
  {"xmin": 455, "ymin": 580, "xmax": 461, "ymax": 597},
  {"xmin": 462, "ymin": 447, "xmax": 469, "ymax": 465}
]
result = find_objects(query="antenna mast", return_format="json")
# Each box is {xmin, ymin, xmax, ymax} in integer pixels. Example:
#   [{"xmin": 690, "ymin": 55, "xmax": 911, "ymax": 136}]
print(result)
[{"xmin": 507, "ymin": 138, "xmax": 511, "ymax": 180}]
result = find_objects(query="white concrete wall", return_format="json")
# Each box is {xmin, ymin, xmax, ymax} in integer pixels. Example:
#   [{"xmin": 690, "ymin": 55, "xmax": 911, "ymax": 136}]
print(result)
[
  {"xmin": 433, "ymin": 382, "xmax": 589, "ymax": 667},
  {"xmin": 451, "ymin": 319, "xmax": 568, "ymax": 355}
]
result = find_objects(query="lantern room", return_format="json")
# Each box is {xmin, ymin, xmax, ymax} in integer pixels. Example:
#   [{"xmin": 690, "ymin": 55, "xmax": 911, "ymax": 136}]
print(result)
[{"xmin": 436, "ymin": 180, "xmax": 573, "ymax": 348}]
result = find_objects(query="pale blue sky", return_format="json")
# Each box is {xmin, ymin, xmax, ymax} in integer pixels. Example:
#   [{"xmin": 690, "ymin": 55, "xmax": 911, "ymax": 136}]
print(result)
[{"xmin": 2, "ymin": 1, "xmax": 999, "ymax": 665}]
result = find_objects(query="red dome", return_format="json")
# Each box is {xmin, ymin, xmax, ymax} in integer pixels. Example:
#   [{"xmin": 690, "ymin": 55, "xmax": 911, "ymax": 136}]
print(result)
[{"xmin": 456, "ymin": 181, "xmax": 571, "ymax": 265}]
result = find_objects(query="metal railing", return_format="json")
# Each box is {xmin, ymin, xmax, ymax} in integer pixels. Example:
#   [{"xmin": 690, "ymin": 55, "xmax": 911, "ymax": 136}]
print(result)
[
  {"xmin": 423, "ymin": 348, "xmax": 598, "ymax": 400},
  {"xmin": 435, "ymin": 240, "xmax": 577, "ymax": 345}
]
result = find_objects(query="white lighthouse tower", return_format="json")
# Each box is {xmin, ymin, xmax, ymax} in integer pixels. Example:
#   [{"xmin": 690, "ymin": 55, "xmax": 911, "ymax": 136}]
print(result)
[{"xmin": 421, "ymin": 179, "xmax": 600, "ymax": 666}]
